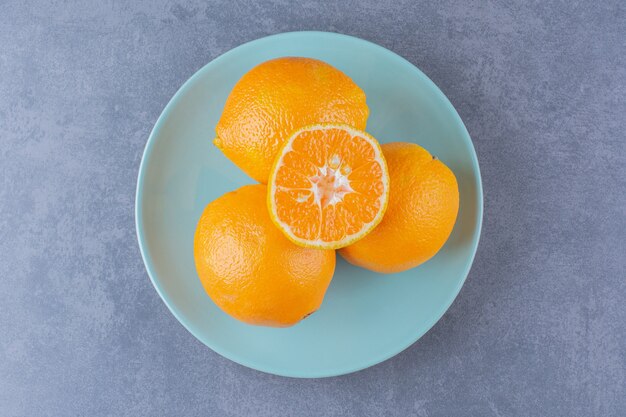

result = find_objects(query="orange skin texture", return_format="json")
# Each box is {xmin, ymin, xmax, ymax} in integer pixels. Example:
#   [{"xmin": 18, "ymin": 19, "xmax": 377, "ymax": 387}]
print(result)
[
  {"xmin": 193, "ymin": 184, "xmax": 336, "ymax": 327},
  {"xmin": 339, "ymin": 142, "xmax": 459, "ymax": 273},
  {"xmin": 214, "ymin": 57, "xmax": 369, "ymax": 183}
]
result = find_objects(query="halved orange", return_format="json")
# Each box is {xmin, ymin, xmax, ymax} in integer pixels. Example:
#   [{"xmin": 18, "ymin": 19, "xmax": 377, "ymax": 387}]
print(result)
[{"xmin": 268, "ymin": 124, "xmax": 389, "ymax": 249}]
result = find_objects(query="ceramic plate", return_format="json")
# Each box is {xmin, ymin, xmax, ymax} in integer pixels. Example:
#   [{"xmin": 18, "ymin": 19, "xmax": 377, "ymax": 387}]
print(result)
[{"xmin": 136, "ymin": 31, "xmax": 482, "ymax": 378}]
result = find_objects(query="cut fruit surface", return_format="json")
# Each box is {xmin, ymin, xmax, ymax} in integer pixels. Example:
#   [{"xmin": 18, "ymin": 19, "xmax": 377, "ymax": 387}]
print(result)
[{"xmin": 268, "ymin": 124, "xmax": 389, "ymax": 249}]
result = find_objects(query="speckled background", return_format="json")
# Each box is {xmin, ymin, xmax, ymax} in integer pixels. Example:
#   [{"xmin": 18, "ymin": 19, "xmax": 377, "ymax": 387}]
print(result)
[{"xmin": 1, "ymin": 1, "xmax": 625, "ymax": 416}]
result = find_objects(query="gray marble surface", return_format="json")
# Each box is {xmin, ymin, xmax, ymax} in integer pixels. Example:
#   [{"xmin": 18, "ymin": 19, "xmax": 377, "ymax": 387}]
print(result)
[{"xmin": 1, "ymin": 1, "xmax": 625, "ymax": 416}]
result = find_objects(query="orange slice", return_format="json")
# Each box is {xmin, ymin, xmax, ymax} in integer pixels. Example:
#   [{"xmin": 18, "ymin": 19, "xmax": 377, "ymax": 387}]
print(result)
[{"xmin": 268, "ymin": 124, "xmax": 389, "ymax": 249}]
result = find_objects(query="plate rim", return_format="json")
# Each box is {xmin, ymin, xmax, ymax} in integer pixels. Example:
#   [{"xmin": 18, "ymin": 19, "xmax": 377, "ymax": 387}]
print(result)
[{"xmin": 135, "ymin": 30, "xmax": 484, "ymax": 378}]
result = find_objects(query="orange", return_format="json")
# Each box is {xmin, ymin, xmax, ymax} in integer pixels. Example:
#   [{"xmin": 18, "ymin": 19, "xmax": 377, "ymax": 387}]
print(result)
[
  {"xmin": 339, "ymin": 142, "xmax": 459, "ymax": 273},
  {"xmin": 268, "ymin": 124, "xmax": 389, "ymax": 250},
  {"xmin": 214, "ymin": 57, "xmax": 369, "ymax": 183},
  {"xmin": 193, "ymin": 184, "xmax": 336, "ymax": 327}
]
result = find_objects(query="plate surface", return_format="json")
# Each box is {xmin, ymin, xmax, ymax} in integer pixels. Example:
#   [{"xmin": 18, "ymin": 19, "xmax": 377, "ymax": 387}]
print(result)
[{"xmin": 136, "ymin": 31, "xmax": 482, "ymax": 378}]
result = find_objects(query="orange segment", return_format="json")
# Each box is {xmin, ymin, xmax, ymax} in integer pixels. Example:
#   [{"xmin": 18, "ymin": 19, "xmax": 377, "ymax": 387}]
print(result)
[
  {"xmin": 268, "ymin": 124, "xmax": 389, "ymax": 249},
  {"xmin": 274, "ymin": 188, "xmax": 321, "ymax": 239}
]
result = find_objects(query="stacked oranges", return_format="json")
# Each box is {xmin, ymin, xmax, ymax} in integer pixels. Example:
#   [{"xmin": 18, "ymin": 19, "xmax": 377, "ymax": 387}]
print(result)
[{"xmin": 194, "ymin": 57, "xmax": 459, "ymax": 327}]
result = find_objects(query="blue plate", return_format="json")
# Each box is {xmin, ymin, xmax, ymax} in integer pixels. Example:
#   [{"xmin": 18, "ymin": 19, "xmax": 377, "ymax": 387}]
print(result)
[{"xmin": 136, "ymin": 31, "xmax": 482, "ymax": 378}]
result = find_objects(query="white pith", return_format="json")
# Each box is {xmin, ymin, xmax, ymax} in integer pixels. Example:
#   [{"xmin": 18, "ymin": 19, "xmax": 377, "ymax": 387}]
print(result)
[{"xmin": 269, "ymin": 124, "xmax": 389, "ymax": 248}]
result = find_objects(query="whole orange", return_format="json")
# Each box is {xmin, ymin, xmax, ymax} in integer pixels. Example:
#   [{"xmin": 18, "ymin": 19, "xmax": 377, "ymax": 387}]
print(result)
[
  {"xmin": 339, "ymin": 142, "xmax": 459, "ymax": 273},
  {"xmin": 214, "ymin": 57, "xmax": 369, "ymax": 183},
  {"xmin": 193, "ymin": 184, "xmax": 336, "ymax": 327}
]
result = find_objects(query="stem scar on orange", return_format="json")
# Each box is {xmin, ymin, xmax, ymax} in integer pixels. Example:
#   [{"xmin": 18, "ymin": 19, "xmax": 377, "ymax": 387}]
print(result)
[{"xmin": 267, "ymin": 124, "xmax": 389, "ymax": 250}]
